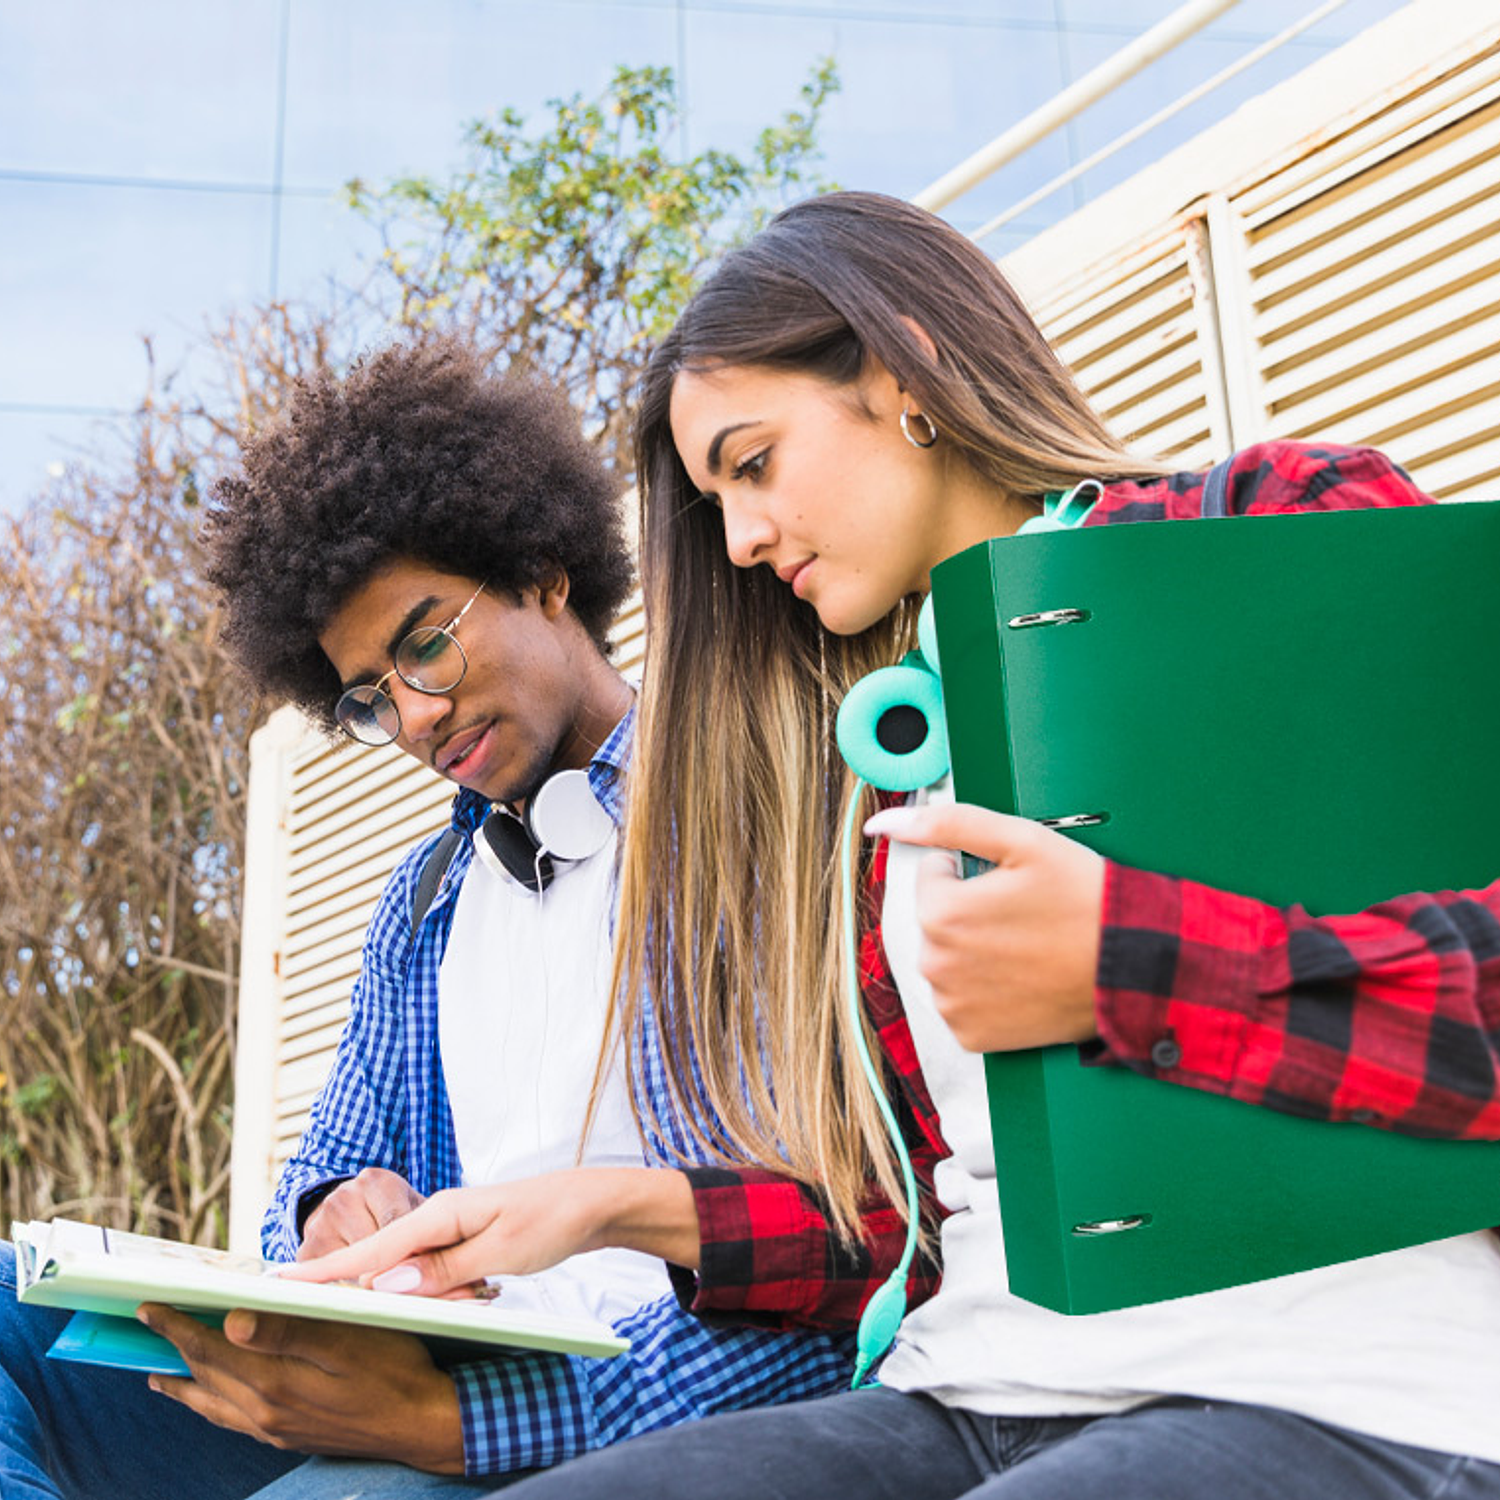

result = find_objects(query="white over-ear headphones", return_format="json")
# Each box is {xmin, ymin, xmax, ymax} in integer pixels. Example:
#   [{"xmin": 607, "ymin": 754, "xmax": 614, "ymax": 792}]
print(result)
[{"xmin": 471, "ymin": 768, "xmax": 614, "ymax": 893}]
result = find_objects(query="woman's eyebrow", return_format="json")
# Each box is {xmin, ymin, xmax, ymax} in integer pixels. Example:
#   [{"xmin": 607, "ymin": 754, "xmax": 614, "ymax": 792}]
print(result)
[{"xmin": 706, "ymin": 421, "xmax": 756, "ymax": 474}]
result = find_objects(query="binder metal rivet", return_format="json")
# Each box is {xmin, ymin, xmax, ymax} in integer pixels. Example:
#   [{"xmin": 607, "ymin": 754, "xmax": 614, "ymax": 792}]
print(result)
[
  {"xmin": 1037, "ymin": 813, "xmax": 1108, "ymax": 830},
  {"xmin": 1072, "ymin": 1215, "xmax": 1151, "ymax": 1237},
  {"xmin": 1007, "ymin": 608, "xmax": 1089, "ymax": 629}
]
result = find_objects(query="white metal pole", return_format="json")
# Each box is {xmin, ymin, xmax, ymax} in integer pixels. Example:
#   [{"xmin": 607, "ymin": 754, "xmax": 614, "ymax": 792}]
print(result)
[{"xmin": 912, "ymin": 0, "xmax": 1247, "ymax": 213}]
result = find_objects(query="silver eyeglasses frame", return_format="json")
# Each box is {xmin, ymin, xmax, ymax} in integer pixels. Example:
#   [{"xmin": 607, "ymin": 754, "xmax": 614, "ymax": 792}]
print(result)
[{"xmin": 334, "ymin": 580, "xmax": 487, "ymax": 745}]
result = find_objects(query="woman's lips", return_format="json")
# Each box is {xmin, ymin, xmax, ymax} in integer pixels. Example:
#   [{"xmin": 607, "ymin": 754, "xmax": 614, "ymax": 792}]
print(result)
[{"xmin": 777, "ymin": 557, "xmax": 815, "ymax": 597}]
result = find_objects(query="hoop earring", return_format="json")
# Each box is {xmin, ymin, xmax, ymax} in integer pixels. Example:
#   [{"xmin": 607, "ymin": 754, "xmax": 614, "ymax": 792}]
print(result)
[{"xmin": 900, "ymin": 403, "xmax": 938, "ymax": 449}]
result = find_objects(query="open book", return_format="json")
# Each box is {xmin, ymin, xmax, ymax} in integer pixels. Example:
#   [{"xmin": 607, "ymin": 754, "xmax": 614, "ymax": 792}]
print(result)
[{"xmin": 14, "ymin": 1218, "xmax": 629, "ymax": 1374}]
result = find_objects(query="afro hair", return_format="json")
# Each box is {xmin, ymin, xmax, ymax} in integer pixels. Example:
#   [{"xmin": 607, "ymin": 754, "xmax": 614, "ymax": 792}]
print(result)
[{"xmin": 203, "ymin": 336, "xmax": 633, "ymax": 731}]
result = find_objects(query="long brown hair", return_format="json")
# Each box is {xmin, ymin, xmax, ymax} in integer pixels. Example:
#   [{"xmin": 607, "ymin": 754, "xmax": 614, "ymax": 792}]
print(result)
[{"xmin": 611, "ymin": 192, "xmax": 1167, "ymax": 1241}]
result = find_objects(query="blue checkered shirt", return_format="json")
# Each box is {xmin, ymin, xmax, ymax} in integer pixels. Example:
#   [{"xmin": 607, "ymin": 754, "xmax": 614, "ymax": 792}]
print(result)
[{"xmin": 263, "ymin": 709, "xmax": 853, "ymax": 1475}]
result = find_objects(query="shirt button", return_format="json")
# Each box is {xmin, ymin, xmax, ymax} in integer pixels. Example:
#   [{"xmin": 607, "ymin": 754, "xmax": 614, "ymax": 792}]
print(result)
[
  {"xmin": 1150, "ymin": 1038, "xmax": 1182, "ymax": 1069},
  {"xmin": 1348, "ymin": 1108, "xmax": 1378, "ymax": 1124}
]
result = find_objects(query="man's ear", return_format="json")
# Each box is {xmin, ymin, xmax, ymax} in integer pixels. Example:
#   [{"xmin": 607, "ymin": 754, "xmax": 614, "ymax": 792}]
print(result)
[{"xmin": 537, "ymin": 566, "xmax": 571, "ymax": 619}]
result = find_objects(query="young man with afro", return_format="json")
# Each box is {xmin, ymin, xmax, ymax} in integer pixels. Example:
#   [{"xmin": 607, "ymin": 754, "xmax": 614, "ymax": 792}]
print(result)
[{"xmin": 0, "ymin": 338, "xmax": 851, "ymax": 1500}]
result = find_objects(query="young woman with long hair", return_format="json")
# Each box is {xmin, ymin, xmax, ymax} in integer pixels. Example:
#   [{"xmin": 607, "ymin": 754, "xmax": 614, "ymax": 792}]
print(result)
[{"xmin": 291, "ymin": 193, "xmax": 1500, "ymax": 1500}]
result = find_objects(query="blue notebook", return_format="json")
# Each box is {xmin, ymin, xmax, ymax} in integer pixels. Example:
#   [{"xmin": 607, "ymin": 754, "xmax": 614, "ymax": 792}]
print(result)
[{"xmin": 46, "ymin": 1308, "xmax": 225, "ymax": 1376}]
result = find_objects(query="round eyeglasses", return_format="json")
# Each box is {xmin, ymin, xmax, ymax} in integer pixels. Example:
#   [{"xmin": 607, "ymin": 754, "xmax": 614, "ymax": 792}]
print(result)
[{"xmin": 334, "ymin": 581, "xmax": 486, "ymax": 746}]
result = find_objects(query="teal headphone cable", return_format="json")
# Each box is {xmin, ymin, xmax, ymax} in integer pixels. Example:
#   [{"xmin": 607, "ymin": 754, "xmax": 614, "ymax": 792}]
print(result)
[{"xmin": 842, "ymin": 778, "xmax": 921, "ymax": 1389}]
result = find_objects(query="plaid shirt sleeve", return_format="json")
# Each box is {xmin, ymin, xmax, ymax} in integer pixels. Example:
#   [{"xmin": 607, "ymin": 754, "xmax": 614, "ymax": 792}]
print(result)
[
  {"xmin": 1088, "ymin": 441, "xmax": 1500, "ymax": 1139},
  {"xmin": 1094, "ymin": 866, "xmax": 1500, "ymax": 1137},
  {"xmin": 681, "ymin": 834, "xmax": 948, "ymax": 1331},
  {"xmin": 447, "ymin": 1291, "xmax": 853, "ymax": 1476}
]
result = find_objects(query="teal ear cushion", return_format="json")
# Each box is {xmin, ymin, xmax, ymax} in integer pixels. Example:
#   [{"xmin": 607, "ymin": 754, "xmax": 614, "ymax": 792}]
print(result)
[
  {"xmin": 917, "ymin": 594, "xmax": 941, "ymax": 673},
  {"xmin": 836, "ymin": 662, "xmax": 950, "ymax": 792}
]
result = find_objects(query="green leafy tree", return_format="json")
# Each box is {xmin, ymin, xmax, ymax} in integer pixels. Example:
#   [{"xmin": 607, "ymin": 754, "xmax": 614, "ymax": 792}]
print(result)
[{"xmin": 349, "ymin": 59, "xmax": 838, "ymax": 471}]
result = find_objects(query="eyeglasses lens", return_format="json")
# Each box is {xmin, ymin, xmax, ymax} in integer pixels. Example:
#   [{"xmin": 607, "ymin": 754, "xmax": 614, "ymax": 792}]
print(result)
[
  {"xmin": 396, "ymin": 627, "xmax": 466, "ymax": 692},
  {"xmin": 335, "ymin": 685, "xmax": 402, "ymax": 746}
]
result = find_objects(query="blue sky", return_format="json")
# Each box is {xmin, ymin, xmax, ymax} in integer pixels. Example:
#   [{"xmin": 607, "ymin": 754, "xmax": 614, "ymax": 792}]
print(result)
[{"xmin": 0, "ymin": 0, "xmax": 1409, "ymax": 516}]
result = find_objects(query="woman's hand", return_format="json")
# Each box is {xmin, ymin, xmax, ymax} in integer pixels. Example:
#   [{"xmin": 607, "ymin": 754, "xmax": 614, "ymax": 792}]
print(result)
[
  {"xmin": 280, "ymin": 1166, "xmax": 699, "ymax": 1297},
  {"xmin": 865, "ymin": 803, "xmax": 1105, "ymax": 1052}
]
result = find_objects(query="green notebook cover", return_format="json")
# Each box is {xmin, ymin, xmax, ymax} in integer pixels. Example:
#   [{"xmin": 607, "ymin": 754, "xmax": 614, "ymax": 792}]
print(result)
[{"xmin": 929, "ymin": 500, "xmax": 1500, "ymax": 1315}]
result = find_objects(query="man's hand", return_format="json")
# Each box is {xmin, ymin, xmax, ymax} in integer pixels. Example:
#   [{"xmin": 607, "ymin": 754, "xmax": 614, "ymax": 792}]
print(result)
[
  {"xmin": 299, "ymin": 1168, "xmax": 426, "ymax": 1261},
  {"xmin": 283, "ymin": 1166, "xmax": 699, "ymax": 1298},
  {"xmin": 137, "ymin": 1305, "xmax": 467, "ymax": 1473},
  {"xmin": 865, "ymin": 802, "xmax": 1106, "ymax": 1052}
]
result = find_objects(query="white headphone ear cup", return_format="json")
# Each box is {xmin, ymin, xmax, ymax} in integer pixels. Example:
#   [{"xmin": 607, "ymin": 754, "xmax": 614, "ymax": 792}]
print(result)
[{"xmin": 527, "ymin": 768, "xmax": 613, "ymax": 861}]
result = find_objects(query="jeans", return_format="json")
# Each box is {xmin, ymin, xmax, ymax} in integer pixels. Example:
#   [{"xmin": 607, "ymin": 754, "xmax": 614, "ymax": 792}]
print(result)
[
  {"xmin": 0, "ymin": 1241, "xmax": 299, "ymax": 1500},
  {"xmin": 486, "ymin": 1385, "xmax": 1500, "ymax": 1500},
  {"xmin": 245, "ymin": 1458, "xmax": 499, "ymax": 1500}
]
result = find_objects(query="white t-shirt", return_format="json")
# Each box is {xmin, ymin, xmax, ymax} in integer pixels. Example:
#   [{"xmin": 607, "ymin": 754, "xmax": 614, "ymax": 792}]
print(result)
[
  {"xmin": 875, "ymin": 779, "xmax": 1500, "ymax": 1462},
  {"xmin": 437, "ymin": 821, "xmax": 669, "ymax": 1325}
]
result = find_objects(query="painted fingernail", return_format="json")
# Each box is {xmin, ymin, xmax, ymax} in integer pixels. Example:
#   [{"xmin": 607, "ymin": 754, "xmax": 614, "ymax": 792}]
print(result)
[{"xmin": 371, "ymin": 1263, "xmax": 423, "ymax": 1293}]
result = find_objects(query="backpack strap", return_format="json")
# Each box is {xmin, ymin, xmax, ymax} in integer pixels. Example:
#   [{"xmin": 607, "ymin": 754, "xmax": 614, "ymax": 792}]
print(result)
[
  {"xmin": 410, "ymin": 826, "xmax": 465, "ymax": 938},
  {"xmin": 1201, "ymin": 457, "xmax": 1234, "ymax": 518}
]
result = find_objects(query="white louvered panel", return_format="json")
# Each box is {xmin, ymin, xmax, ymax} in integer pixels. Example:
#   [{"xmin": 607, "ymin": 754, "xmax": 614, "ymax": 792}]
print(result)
[
  {"xmin": 1269, "ymin": 338, "xmax": 1500, "ymax": 452},
  {"xmin": 278, "ymin": 880, "xmax": 391, "ymax": 969},
  {"xmin": 1374, "ymin": 398, "xmax": 1500, "ymax": 504},
  {"xmin": 1251, "ymin": 180, "xmax": 1497, "ymax": 350},
  {"xmin": 1135, "ymin": 408, "xmax": 1217, "ymax": 469},
  {"xmin": 1244, "ymin": 95, "xmax": 1500, "ymax": 302},
  {"xmin": 613, "ymin": 588, "xmax": 645, "ymax": 683},
  {"xmin": 1022, "ymin": 225, "xmax": 1195, "ymax": 341},
  {"xmin": 279, "ymin": 974, "xmax": 364, "ymax": 1033},
  {"xmin": 1232, "ymin": 70, "xmax": 1500, "ymax": 505},
  {"xmin": 279, "ymin": 939, "xmax": 371, "ymax": 1006},
  {"xmin": 1230, "ymin": 34, "xmax": 1500, "ymax": 229},
  {"xmin": 288, "ymin": 751, "xmax": 451, "ymax": 872},
  {"xmin": 284, "ymin": 804, "xmax": 452, "ymax": 913},
  {"xmin": 290, "ymin": 770, "xmax": 444, "ymax": 866},
  {"xmin": 280, "ymin": 1009, "xmax": 355, "ymax": 1069},
  {"xmin": 1409, "ymin": 448, "xmax": 1500, "ymax": 504},
  {"xmin": 1026, "ymin": 229, "xmax": 1219, "ymax": 469},
  {"xmin": 1259, "ymin": 269, "xmax": 1500, "ymax": 417},
  {"xmin": 283, "ymin": 856, "xmax": 408, "ymax": 929},
  {"xmin": 1082, "ymin": 308, "xmax": 1202, "ymax": 418},
  {"xmin": 1251, "ymin": 230, "xmax": 1500, "ymax": 377},
  {"xmin": 1041, "ymin": 254, "xmax": 1197, "ymax": 371},
  {"xmin": 280, "ymin": 992, "xmax": 356, "ymax": 1049},
  {"xmin": 288, "ymin": 739, "xmax": 414, "ymax": 819}
]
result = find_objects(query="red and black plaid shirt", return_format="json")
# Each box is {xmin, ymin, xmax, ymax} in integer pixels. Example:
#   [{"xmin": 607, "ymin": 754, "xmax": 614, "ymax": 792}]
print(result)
[{"xmin": 680, "ymin": 442, "xmax": 1500, "ymax": 1331}]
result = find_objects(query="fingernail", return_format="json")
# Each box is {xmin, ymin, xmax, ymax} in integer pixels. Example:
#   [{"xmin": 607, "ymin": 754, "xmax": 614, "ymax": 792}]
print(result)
[
  {"xmin": 473, "ymin": 1282, "xmax": 502, "ymax": 1302},
  {"xmin": 863, "ymin": 808, "xmax": 914, "ymax": 837},
  {"xmin": 148, "ymin": 1377, "xmax": 160, "ymax": 1394},
  {"xmin": 135, "ymin": 1308, "xmax": 154, "ymax": 1328},
  {"xmin": 229, "ymin": 1311, "xmax": 257, "ymax": 1341},
  {"xmin": 371, "ymin": 1263, "xmax": 423, "ymax": 1294}
]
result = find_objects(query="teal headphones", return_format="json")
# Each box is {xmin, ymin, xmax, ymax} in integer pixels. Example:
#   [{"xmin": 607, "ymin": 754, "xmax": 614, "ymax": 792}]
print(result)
[{"xmin": 833, "ymin": 479, "xmax": 1101, "ymax": 1386}]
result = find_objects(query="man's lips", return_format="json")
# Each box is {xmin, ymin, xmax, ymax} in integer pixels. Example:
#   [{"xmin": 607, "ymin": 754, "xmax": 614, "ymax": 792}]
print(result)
[{"xmin": 436, "ymin": 722, "xmax": 493, "ymax": 775}]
